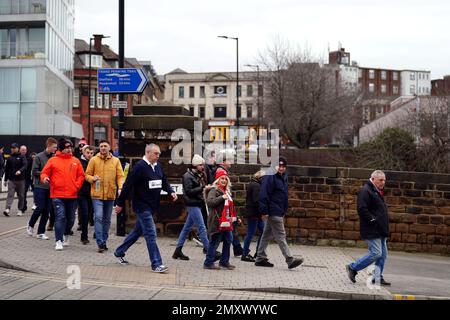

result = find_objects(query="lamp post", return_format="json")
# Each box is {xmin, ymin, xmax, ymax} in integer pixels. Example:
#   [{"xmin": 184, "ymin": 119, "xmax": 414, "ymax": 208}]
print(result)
[
  {"xmin": 218, "ymin": 35, "xmax": 239, "ymax": 127},
  {"xmin": 88, "ymin": 34, "xmax": 110, "ymax": 145}
]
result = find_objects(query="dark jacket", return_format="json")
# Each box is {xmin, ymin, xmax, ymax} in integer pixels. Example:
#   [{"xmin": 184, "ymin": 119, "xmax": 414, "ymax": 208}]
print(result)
[
  {"xmin": 259, "ymin": 172, "xmax": 289, "ymax": 217},
  {"xmin": 357, "ymin": 181, "xmax": 390, "ymax": 240},
  {"xmin": 182, "ymin": 168, "xmax": 206, "ymax": 207},
  {"xmin": 205, "ymin": 163, "xmax": 218, "ymax": 185},
  {"xmin": 32, "ymin": 150, "xmax": 53, "ymax": 190},
  {"xmin": 0, "ymin": 152, "xmax": 5, "ymax": 179},
  {"xmin": 78, "ymin": 156, "xmax": 91, "ymax": 197},
  {"xmin": 245, "ymin": 177, "xmax": 262, "ymax": 218},
  {"xmin": 117, "ymin": 159, "xmax": 174, "ymax": 213},
  {"xmin": 4, "ymin": 152, "xmax": 27, "ymax": 181},
  {"xmin": 24, "ymin": 155, "xmax": 33, "ymax": 182},
  {"xmin": 206, "ymin": 187, "xmax": 226, "ymax": 238}
]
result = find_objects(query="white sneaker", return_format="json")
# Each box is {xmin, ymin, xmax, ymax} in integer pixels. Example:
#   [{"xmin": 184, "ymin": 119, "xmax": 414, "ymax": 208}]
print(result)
[
  {"xmin": 17, "ymin": 210, "xmax": 24, "ymax": 216},
  {"xmin": 63, "ymin": 235, "xmax": 70, "ymax": 247},
  {"xmin": 152, "ymin": 265, "xmax": 169, "ymax": 273},
  {"xmin": 32, "ymin": 205, "xmax": 37, "ymax": 211},
  {"xmin": 26, "ymin": 226, "xmax": 33, "ymax": 236},
  {"xmin": 37, "ymin": 234, "xmax": 49, "ymax": 240},
  {"xmin": 55, "ymin": 241, "xmax": 63, "ymax": 251},
  {"xmin": 3, "ymin": 208, "xmax": 10, "ymax": 217}
]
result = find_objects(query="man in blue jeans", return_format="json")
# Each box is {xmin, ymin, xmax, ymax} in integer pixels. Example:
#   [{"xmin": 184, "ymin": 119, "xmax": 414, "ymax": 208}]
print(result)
[
  {"xmin": 346, "ymin": 170, "xmax": 391, "ymax": 286},
  {"xmin": 172, "ymin": 155, "xmax": 209, "ymax": 260},
  {"xmin": 114, "ymin": 144, "xmax": 177, "ymax": 273}
]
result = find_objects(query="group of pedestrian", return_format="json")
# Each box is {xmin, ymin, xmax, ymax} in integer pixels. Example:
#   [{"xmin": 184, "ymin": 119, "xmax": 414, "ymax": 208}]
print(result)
[{"xmin": 1, "ymin": 137, "xmax": 392, "ymax": 284}]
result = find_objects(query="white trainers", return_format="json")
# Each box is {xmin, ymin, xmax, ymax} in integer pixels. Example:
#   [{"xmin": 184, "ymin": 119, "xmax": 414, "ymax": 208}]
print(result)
[
  {"xmin": 32, "ymin": 205, "xmax": 37, "ymax": 211},
  {"xmin": 37, "ymin": 234, "xmax": 49, "ymax": 240},
  {"xmin": 26, "ymin": 226, "xmax": 33, "ymax": 236},
  {"xmin": 55, "ymin": 241, "xmax": 63, "ymax": 251},
  {"xmin": 17, "ymin": 210, "xmax": 24, "ymax": 216},
  {"xmin": 63, "ymin": 235, "xmax": 70, "ymax": 247},
  {"xmin": 152, "ymin": 265, "xmax": 169, "ymax": 273},
  {"xmin": 3, "ymin": 208, "xmax": 10, "ymax": 217}
]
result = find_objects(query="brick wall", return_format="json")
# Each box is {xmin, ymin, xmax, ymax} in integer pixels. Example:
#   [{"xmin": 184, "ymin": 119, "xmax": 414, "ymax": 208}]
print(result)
[{"xmin": 231, "ymin": 165, "xmax": 450, "ymax": 255}]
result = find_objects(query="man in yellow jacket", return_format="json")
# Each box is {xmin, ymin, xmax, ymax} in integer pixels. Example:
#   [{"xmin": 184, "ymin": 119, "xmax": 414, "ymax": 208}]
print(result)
[{"xmin": 85, "ymin": 140, "xmax": 124, "ymax": 253}]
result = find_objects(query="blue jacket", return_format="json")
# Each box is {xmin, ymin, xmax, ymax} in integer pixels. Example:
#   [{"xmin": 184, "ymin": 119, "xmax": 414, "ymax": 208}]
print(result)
[
  {"xmin": 117, "ymin": 159, "xmax": 174, "ymax": 213},
  {"xmin": 259, "ymin": 172, "xmax": 289, "ymax": 217}
]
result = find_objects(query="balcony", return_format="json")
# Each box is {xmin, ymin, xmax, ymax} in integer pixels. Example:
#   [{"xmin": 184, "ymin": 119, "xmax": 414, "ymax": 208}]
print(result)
[
  {"xmin": 0, "ymin": 1, "xmax": 46, "ymax": 15},
  {"xmin": 0, "ymin": 41, "xmax": 45, "ymax": 60}
]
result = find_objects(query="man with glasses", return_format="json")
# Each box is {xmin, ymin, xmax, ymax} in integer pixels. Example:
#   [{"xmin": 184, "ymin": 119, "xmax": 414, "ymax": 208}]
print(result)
[
  {"xmin": 255, "ymin": 157, "xmax": 304, "ymax": 270},
  {"xmin": 41, "ymin": 138, "xmax": 85, "ymax": 251}
]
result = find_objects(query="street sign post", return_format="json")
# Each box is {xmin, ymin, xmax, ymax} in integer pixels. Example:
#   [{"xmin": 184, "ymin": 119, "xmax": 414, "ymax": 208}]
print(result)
[
  {"xmin": 112, "ymin": 101, "xmax": 128, "ymax": 109},
  {"xmin": 98, "ymin": 68, "xmax": 149, "ymax": 94}
]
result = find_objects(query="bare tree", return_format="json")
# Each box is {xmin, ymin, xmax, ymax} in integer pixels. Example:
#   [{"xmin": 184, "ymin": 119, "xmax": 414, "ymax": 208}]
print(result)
[{"xmin": 258, "ymin": 39, "xmax": 360, "ymax": 148}]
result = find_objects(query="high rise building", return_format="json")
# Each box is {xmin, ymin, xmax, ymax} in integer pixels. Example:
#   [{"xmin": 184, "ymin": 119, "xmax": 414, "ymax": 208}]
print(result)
[{"xmin": 0, "ymin": 0, "xmax": 81, "ymax": 147}]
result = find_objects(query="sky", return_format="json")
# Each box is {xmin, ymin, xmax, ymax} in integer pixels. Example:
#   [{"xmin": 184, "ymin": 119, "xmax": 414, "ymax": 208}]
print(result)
[{"xmin": 74, "ymin": 0, "xmax": 450, "ymax": 79}]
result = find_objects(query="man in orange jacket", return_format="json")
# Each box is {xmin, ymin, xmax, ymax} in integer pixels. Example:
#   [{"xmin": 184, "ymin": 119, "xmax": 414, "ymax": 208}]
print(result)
[{"xmin": 41, "ymin": 139, "xmax": 85, "ymax": 251}]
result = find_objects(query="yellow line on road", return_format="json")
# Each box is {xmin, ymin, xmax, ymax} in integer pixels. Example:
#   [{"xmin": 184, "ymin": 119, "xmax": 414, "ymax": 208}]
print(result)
[{"xmin": 0, "ymin": 226, "xmax": 26, "ymax": 237}]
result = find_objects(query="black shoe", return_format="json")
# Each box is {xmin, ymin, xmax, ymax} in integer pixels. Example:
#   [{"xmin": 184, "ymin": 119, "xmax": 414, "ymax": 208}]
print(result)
[
  {"xmin": 69, "ymin": 230, "xmax": 74, "ymax": 236},
  {"xmin": 77, "ymin": 225, "xmax": 82, "ymax": 231},
  {"xmin": 241, "ymin": 254, "xmax": 255, "ymax": 262},
  {"xmin": 172, "ymin": 247, "xmax": 189, "ymax": 260},
  {"xmin": 102, "ymin": 244, "xmax": 109, "ymax": 251},
  {"xmin": 255, "ymin": 259, "xmax": 274, "ymax": 268},
  {"xmin": 214, "ymin": 251, "xmax": 222, "ymax": 262},
  {"xmin": 372, "ymin": 278, "xmax": 391, "ymax": 286},
  {"xmin": 346, "ymin": 265, "xmax": 357, "ymax": 283},
  {"xmin": 93, "ymin": 232, "xmax": 96, "ymax": 239},
  {"xmin": 288, "ymin": 258, "xmax": 304, "ymax": 270},
  {"xmin": 3, "ymin": 209, "xmax": 10, "ymax": 217},
  {"xmin": 233, "ymin": 246, "xmax": 243, "ymax": 257},
  {"xmin": 98, "ymin": 246, "xmax": 105, "ymax": 253},
  {"xmin": 81, "ymin": 239, "xmax": 90, "ymax": 245},
  {"xmin": 89, "ymin": 220, "xmax": 94, "ymax": 227}
]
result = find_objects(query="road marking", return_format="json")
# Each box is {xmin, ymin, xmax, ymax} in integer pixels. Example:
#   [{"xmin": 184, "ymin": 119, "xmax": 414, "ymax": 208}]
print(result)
[
  {"xmin": 0, "ymin": 226, "xmax": 26, "ymax": 237},
  {"xmin": 393, "ymin": 294, "xmax": 416, "ymax": 300}
]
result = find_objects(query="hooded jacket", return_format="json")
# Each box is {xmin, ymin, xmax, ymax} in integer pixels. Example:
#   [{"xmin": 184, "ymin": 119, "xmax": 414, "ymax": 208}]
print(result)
[{"xmin": 40, "ymin": 151, "xmax": 85, "ymax": 199}]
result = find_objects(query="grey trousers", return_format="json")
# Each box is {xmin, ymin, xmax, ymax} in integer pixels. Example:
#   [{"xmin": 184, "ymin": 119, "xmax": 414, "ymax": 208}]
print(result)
[
  {"xmin": 6, "ymin": 180, "xmax": 25, "ymax": 211},
  {"xmin": 256, "ymin": 216, "xmax": 294, "ymax": 265}
]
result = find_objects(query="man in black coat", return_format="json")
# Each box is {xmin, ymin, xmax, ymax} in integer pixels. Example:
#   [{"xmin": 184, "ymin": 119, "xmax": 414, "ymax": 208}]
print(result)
[
  {"xmin": 346, "ymin": 170, "xmax": 391, "ymax": 286},
  {"xmin": 3, "ymin": 143, "xmax": 27, "ymax": 216},
  {"xmin": 0, "ymin": 145, "xmax": 5, "ymax": 183}
]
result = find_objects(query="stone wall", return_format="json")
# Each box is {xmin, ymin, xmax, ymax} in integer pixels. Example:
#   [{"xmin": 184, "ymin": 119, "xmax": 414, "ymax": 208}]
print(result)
[{"xmin": 230, "ymin": 165, "xmax": 450, "ymax": 255}]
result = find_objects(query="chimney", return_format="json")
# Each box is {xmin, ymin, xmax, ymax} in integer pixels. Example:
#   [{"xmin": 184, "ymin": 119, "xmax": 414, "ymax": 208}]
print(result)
[{"xmin": 93, "ymin": 34, "xmax": 104, "ymax": 53}]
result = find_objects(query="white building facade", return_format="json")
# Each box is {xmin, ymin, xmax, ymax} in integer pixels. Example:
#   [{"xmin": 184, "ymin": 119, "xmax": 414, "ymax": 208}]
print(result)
[
  {"xmin": 0, "ymin": 0, "xmax": 81, "ymax": 138},
  {"xmin": 400, "ymin": 70, "xmax": 431, "ymax": 96}
]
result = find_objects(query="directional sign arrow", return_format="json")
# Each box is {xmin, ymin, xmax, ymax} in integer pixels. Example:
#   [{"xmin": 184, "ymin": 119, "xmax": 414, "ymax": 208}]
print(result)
[{"xmin": 98, "ymin": 68, "xmax": 149, "ymax": 94}]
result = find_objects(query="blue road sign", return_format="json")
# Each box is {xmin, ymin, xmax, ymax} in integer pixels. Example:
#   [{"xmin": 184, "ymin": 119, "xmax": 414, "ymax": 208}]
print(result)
[{"xmin": 97, "ymin": 68, "xmax": 149, "ymax": 94}]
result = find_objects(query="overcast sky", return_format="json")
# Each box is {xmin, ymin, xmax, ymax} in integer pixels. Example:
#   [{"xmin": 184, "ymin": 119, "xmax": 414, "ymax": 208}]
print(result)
[{"xmin": 74, "ymin": 0, "xmax": 450, "ymax": 79}]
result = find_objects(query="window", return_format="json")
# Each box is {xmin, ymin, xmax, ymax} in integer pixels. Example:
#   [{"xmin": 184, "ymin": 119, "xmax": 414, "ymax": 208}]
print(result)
[
  {"xmin": 393, "ymin": 86, "xmax": 399, "ymax": 94},
  {"xmin": 214, "ymin": 86, "xmax": 227, "ymax": 96},
  {"xmin": 419, "ymin": 73, "xmax": 422, "ymax": 80},
  {"xmin": 189, "ymin": 86, "xmax": 195, "ymax": 98},
  {"xmin": 94, "ymin": 126, "xmax": 107, "ymax": 146},
  {"xmin": 381, "ymin": 71, "xmax": 387, "ymax": 80},
  {"xmin": 419, "ymin": 87, "xmax": 422, "ymax": 94},
  {"xmin": 189, "ymin": 106, "xmax": 195, "ymax": 116},
  {"xmin": 237, "ymin": 85, "xmax": 242, "ymax": 97},
  {"xmin": 393, "ymin": 72, "xmax": 399, "ymax": 81},
  {"xmin": 247, "ymin": 85, "xmax": 253, "ymax": 97},
  {"xmin": 410, "ymin": 85, "xmax": 416, "ymax": 94},
  {"xmin": 247, "ymin": 105, "xmax": 253, "ymax": 118},
  {"xmin": 214, "ymin": 105, "xmax": 227, "ymax": 118},
  {"xmin": 200, "ymin": 86, "xmax": 205, "ymax": 98},
  {"xmin": 369, "ymin": 70, "xmax": 375, "ymax": 79},
  {"xmin": 97, "ymin": 91, "xmax": 103, "ymax": 108},
  {"xmin": 90, "ymin": 89, "xmax": 95, "ymax": 108},
  {"xmin": 199, "ymin": 105, "xmax": 205, "ymax": 118},
  {"xmin": 410, "ymin": 73, "xmax": 415, "ymax": 81},
  {"xmin": 74, "ymin": 88, "xmax": 79, "ymax": 108},
  {"xmin": 381, "ymin": 84, "xmax": 387, "ymax": 93},
  {"xmin": 104, "ymin": 94, "xmax": 110, "ymax": 109},
  {"xmin": 178, "ymin": 86, "xmax": 184, "ymax": 98},
  {"xmin": 369, "ymin": 83, "xmax": 375, "ymax": 93}
]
